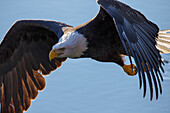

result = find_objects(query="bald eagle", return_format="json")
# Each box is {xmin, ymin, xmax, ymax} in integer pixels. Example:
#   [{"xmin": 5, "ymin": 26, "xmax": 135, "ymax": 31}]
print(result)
[{"xmin": 0, "ymin": 0, "xmax": 170, "ymax": 112}]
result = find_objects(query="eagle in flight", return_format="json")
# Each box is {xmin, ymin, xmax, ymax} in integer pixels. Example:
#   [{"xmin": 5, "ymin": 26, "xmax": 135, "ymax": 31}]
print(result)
[{"xmin": 0, "ymin": 0, "xmax": 170, "ymax": 112}]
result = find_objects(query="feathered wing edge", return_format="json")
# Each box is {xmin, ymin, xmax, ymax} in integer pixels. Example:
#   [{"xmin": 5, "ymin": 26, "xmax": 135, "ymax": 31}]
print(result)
[
  {"xmin": 0, "ymin": 20, "xmax": 70, "ymax": 113},
  {"xmin": 157, "ymin": 30, "xmax": 170, "ymax": 54},
  {"xmin": 97, "ymin": 0, "xmax": 165, "ymax": 100}
]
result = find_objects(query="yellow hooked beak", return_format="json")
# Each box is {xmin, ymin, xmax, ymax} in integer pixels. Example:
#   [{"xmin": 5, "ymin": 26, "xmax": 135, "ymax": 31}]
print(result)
[{"xmin": 49, "ymin": 49, "xmax": 63, "ymax": 61}]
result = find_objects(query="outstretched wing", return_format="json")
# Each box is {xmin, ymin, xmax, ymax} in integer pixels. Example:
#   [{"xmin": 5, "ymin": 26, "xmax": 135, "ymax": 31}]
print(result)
[
  {"xmin": 97, "ymin": 0, "xmax": 164, "ymax": 100},
  {"xmin": 0, "ymin": 20, "xmax": 71, "ymax": 112}
]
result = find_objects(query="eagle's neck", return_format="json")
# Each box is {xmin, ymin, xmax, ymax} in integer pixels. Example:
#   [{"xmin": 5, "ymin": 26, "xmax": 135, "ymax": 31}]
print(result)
[{"xmin": 58, "ymin": 31, "xmax": 88, "ymax": 58}]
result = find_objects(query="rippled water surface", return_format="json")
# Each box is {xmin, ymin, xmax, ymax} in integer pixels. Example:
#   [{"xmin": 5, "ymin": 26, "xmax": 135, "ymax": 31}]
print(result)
[{"xmin": 0, "ymin": 0, "xmax": 170, "ymax": 113}]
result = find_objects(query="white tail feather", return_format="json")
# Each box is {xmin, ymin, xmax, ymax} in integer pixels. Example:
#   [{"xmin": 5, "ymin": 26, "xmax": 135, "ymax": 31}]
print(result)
[{"xmin": 156, "ymin": 29, "xmax": 170, "ymax": 54}]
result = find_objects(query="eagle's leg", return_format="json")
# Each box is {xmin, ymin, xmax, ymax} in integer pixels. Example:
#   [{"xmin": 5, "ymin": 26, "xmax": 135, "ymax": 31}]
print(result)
[
  {"xmin": 122, "ymin": 64, "xmax": 137, "ymax": 76},
  {"xmin": 114, "ymin": 55, "xmax": 137, "ymax": 76}
]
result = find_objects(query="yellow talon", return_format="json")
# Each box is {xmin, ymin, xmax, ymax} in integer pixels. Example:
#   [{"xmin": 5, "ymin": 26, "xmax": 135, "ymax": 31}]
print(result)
[{"xmin": 122, "ymin": 64, "xmax": 137, "ymax": 76}]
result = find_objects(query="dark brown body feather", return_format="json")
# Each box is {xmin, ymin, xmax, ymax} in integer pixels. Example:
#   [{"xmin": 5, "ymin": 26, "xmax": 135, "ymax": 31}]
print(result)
[{"xmin": 77, "ymin": 8, "xmax": 126, "ymax": 66}]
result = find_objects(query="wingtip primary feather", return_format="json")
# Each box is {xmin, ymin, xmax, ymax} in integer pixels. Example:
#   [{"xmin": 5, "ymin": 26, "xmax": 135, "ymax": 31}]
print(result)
[{"xmin": 157, "ymin": 29, "xmax": 170, "ymax": 54}]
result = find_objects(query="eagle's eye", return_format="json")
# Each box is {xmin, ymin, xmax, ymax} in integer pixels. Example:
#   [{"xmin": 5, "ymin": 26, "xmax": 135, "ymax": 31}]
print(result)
[{"xmin": 58, "ymin": 47, "xmax": 65, "ymax": 51}]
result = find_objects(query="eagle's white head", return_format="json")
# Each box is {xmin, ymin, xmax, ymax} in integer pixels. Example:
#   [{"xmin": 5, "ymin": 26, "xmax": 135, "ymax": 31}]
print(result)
[{"xmin": 49, "ymin": 31, "xmax": 88, "ymax": 60}]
